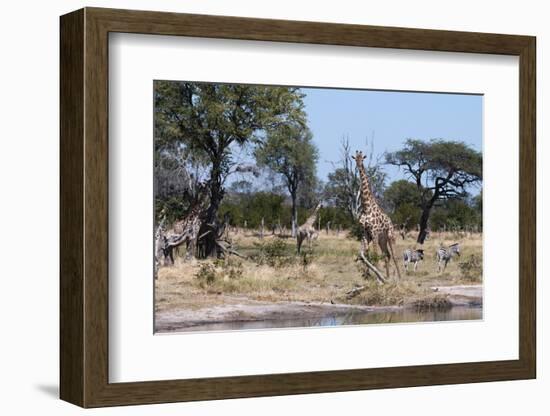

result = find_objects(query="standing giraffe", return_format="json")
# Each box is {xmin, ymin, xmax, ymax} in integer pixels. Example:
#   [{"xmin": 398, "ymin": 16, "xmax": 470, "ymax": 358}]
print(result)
[
  {"xmin": 352, "ymin": 151, "xmax": 401, "ymax": 283},
  {"xmin": 154, "ymin": 212, "xmax": 167, "ymax": 279},
  {"xmin": 158, "ymin": 191, "xmax": 205, "ymax": 266},
  {"xmin": 169, "ymin": 202, "xmax": 203, "ymax": 261},
  {"xmin": 296, "ymin": 202, "xmax": 323, "ymax": 254}
]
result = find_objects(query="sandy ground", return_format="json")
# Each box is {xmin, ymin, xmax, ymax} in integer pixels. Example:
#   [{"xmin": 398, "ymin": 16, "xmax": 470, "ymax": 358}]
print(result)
[
  {"xmin": 432, "ymin": 284, "xmax": 483, "ymax": 306},
  {"xmin": 155, "ymin": 298, "xmax": 401, "ymax": 332}
]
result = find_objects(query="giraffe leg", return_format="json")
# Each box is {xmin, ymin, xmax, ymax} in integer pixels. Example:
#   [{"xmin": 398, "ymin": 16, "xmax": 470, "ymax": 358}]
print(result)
[
  {"xmin": 165, "ymin": 246, "xmax": 174, "ymax": 265},
  {"xmin": 377, "ymin": 233, "xmax": 401, "ymax": 280},
  {"xmin": 186, "ymin": 238, "xmax": 195, "ymax": 260},
  {"xmin": 384, "ymin": 256, "xmax": 390, "ymax": 280},
  {"xmin": 388, "ymin": 239, "xmax": 402, "ymax": 280},
  {"xmin": 296, "ymin": 233, "xmax": 303, "ymax": 254}
]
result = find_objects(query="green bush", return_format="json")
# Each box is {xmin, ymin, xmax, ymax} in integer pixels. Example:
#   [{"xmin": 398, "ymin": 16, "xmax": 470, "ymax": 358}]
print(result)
[
  {"xmin": 349, "ymin": 222, "xmax": 364, "ymax": 241},
  {"xmin": 253, "ymin": 239, "xmax": 293, "ymax": 268}
]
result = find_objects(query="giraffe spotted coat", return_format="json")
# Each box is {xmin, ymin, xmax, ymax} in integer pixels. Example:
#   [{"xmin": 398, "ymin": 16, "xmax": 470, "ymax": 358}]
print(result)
[{"xmin": 353, "ymin": 150, "xmax": 401, "ymax": 280}]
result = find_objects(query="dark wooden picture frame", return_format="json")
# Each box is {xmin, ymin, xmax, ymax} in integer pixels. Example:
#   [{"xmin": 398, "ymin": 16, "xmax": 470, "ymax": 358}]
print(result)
[{"xmin": 60, "ymin": 7, "xmax": 536, "ymax": 408}]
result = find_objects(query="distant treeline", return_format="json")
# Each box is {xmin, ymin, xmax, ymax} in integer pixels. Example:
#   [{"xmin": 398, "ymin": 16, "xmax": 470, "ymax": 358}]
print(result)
[
  {"xmin": 215, "ymin": 182, "xmax": 482, "ymax": 233},
  {"xmin": 219, "ymin": 192, "xmax": 352, "ymax": 231},
  {"xmin": 155, "ymin": 159, "xmax": 482, "ymax": 239}
]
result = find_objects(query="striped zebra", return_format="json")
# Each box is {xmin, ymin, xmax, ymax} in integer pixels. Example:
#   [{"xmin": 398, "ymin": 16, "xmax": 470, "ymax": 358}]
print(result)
[
  {"xmin": 436, "ymin": 243, "xmax": 461, "ymax": 272},
  {"xmin": 403, "ymin": 248, "xmax": 424, "ymax": 272}
]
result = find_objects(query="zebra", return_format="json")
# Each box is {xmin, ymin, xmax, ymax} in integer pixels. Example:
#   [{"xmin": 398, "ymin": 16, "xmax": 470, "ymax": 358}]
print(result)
[
  {"xmin": 403, "ymin": 248, "xmax": 424, "ymax": 272},
  {"xmin": 436, "ymin": 242, "xmax": 461, "ymax": 272}
]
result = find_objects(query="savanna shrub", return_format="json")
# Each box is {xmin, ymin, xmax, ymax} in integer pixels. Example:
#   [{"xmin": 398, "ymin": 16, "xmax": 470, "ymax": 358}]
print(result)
[
  {"xmin": 220, "ymin": 257, "xmax": 243, "ymax": 279},
  {"xmin": 196, "ymin": 263, "xmax": 217, "ymax": 287},
  {"xmin": 458, "ymin": 254, "xmax": 483, "ymax": 282},
  {"xmin": 253, "ymin": 239, "xmax": 293, "ymax": 268}
]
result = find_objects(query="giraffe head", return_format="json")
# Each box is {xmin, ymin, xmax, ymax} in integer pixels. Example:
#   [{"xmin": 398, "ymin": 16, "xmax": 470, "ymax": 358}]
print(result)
[
  {"xmin": 351, "ymin": 150, "xmax": 366, "ymax": 167},
  {"xmin": 351, "ymin": 150, "xmax": 366, "ymax": 169}
]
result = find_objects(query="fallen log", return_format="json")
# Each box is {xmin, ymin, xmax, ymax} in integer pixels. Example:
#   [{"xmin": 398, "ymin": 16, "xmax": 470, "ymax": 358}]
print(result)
[
  {"xmin": 216, "ymin": 239, "xmax": 248, "ymax": 259},
  {"xmin": 345, "ymin": 285, "xmax": 367, "ymax": 299},
  {"xmin": 357, "ymin": 252, "xmax": 387, "ymax": 284}
]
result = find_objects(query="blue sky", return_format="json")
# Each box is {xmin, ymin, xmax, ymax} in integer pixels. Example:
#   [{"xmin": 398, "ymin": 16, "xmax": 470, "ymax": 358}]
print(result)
[{"xmin": 301, "ymin": 87, "xmax": 483, "ymax": 184}]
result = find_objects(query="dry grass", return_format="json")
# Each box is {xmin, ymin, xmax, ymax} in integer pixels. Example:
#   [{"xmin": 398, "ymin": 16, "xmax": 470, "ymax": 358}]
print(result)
[{"xmin": 155, "ymin": 229, "xmax": 482, "ymax": 313}]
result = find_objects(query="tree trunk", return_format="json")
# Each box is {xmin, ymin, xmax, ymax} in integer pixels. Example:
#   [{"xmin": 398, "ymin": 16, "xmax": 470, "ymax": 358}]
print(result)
[
  {"xmin": 260, "ymin": 217, "xmax": 264, "ymax": 239},
  {"xmin": 417, "ymin": 204, "xmax": 432, "ymax": 244},
  {"xmin": 198, "ymin": 165, "xmax": 224, "ymax": 258},
  {"xmin": 291, "ymin": 193, "xmax": 298, "ymax": 238}
]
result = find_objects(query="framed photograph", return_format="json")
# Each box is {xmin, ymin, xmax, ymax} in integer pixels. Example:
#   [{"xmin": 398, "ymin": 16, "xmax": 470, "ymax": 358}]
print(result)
[{"xmin": 60, "ymin": 7, "xmax": 536, "ymax": 408}]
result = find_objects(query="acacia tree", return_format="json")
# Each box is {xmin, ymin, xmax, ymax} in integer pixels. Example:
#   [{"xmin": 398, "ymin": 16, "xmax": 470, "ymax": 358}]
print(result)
[
  {"xmin": 155, "ymin": 81, "xmax": 306, "ymax": 257},
  {"xmin": 386, "ymin": 139, "xmax": 482, "ymax": 244},
  {"xmin": 255, "ymin": 123, "xmax": 318, "ymax": 237}
]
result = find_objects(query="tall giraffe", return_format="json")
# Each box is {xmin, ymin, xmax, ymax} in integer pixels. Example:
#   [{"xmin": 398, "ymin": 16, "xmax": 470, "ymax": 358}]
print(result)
[
  {"xmin": 296, "ymin": 202, "xmax": 323, "ymax": 254},
  {"xmin": 154, "ymin": 211, "xmax": 168, "ymax": 278},
  {"xmin": 169, "ymin": 202, "xmax": 203, "ymax": 260},
  {"xmin": 158, "ymin": 191, "xmax": 205, "ymax": 266},
  {"xmin": 352, "ymin": 151, "xmax": 401, "ymax": 282}
]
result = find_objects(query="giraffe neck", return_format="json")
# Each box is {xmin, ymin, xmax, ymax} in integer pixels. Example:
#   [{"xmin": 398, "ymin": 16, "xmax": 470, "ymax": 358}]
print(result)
[
  {"xmin": 174, "ymin": 202, "xmax": 201, "ymax": 228},
  {"xmin": 303, "ymin": 205, "xmax": 321, "ymax": 227},
  {"xmin": 189, "ymin": 206, "xmax": 200, "ymax": 220},
  {"xmin": 357, "ymin": 161, "xmax": 376, "ymax": 211},
  {"xmin": 187, "ymin": 198, "xmax": 203, "ymax": 219}
]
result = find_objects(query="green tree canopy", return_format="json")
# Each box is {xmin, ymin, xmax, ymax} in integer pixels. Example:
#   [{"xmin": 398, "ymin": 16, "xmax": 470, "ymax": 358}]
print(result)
[
  {"xmin": 383, "ymin": 179, "xmax": 422, "ymax": 211},
  {"xmin": 386, "ymin": 139, "xmax": 482, "ymax": 243},
  {"xmin": 429, "ymin": 197, "xmax": 481, "ymax": 231},
  {"xmin": 383, "ymin": 180, "xmax": 423, "ymax": 229},
  {"xmin": 254, "ymin": 122, "xmax": 319, "ymax": 236},
  {"xmin": 154, "ymin": 81, "xmax": 306, "ymax": 256}
]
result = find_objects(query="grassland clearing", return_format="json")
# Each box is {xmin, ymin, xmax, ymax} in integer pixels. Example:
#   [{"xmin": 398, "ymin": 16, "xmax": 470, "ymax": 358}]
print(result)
[{"xmin": 155, "ymin": 229, "xmax": 482, "ymax": 331}]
